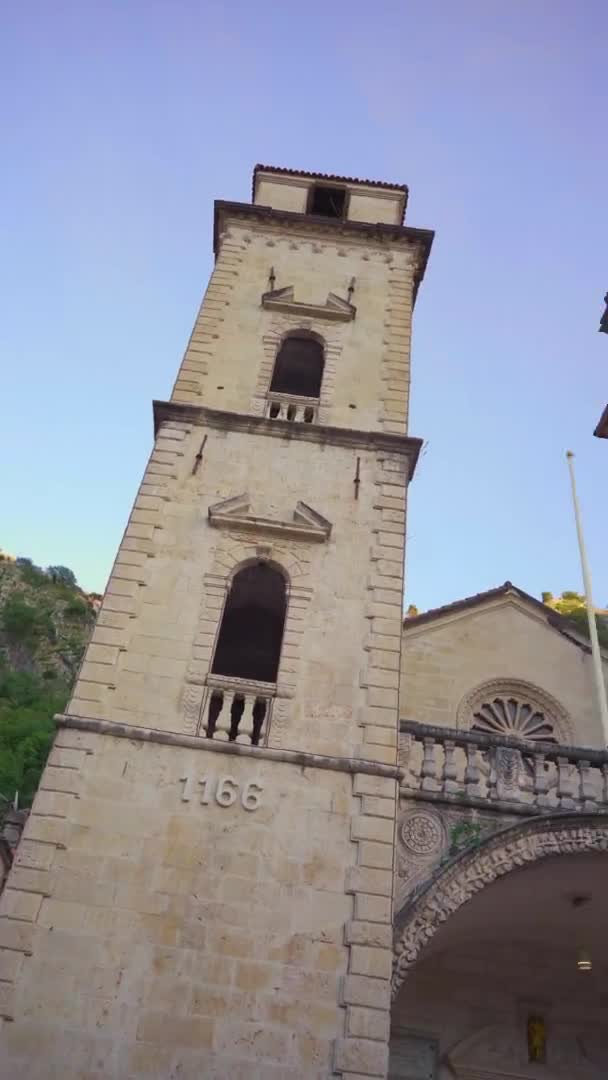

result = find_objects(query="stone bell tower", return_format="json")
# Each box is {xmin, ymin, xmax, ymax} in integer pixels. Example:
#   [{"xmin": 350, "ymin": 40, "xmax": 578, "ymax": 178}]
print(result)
[{"xmin": 0, "ymin": 166, "xmax": 433, "ymax": 1078}]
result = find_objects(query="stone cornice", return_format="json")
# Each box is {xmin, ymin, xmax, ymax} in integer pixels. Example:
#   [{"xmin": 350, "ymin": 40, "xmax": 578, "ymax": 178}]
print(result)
[
  {"xmin": 213, "ymin": 200, "xmax": 434, "ymax": 300},
  {"xmin": 153, "ymin": 401, "xmax": 422, "ymax": 478},
  {"xmin": 55, "ymin": 713, "xmax": 402, "ymax": 780}
]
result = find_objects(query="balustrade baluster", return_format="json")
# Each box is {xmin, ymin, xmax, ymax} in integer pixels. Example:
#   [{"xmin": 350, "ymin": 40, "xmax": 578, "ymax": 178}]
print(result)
[
  {"xmin": 234, "ymin": 693, "xmax": 256, "ymax": 744},
  {"xmin": 206, "ymin": 689, "xmax": 229, "ymax": 740},
  {"xmin": 202, "ymin": 679, "xmax": 273, "ymax": 746},
  {"xmin": 421, "ymin": 737, "xmax": 439, "ymax": 792},
  {"xmin": 464, "ymin": 742, "xmax": 480, "ymax": 796},
  {"xmin": 577, "ymin": 760, "xmax": 597, "ymax": 811},
  {"xmin": 442, "ymin": 739, "xmax": 459, "ymax": 794},
  {"xmin": 398, "ymin": 722, "xmax": 608, "ymax": 816},
  {"xmin": 487, "ymin": 749, "xmax": 498, "ymax": 801},
  {"xmin": 533, "ymin": 752, "xmax": 550, "ymax": 808},
  {"xmin": 252, "ymin": 697, "xmax": 268, "ymax": 746},
  {"xmin": 557, "ymin": 755, "xmax": 576, "ymax": 809}
]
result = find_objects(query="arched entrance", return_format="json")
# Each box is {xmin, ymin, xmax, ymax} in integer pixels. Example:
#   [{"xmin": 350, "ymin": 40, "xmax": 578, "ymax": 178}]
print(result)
[{"xmin": 390, "ymin": 814, "xmax": 608, "ymax": 1079}]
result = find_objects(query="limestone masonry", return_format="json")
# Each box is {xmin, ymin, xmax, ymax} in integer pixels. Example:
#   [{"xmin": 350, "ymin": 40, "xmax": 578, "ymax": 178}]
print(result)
[{"xmin": 1, "ymin": 166, "xmax": 607, "ymax": 1079}]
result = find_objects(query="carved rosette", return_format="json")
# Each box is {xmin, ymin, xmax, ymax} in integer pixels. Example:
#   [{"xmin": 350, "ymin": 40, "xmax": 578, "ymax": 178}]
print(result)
[
  {"xmin": 400, "ymin": 810, "xmax": 445, "ymax": 857},
  {"xmin": 395, "ymin": 808, "xmax": 448, "ymax": 911},
  {"xmin": 392, "ymin": 813, "xmax": 608, "ymax": 998}
]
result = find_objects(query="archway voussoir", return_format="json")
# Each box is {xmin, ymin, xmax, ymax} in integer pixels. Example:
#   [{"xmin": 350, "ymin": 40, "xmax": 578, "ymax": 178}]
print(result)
[{"xmin": 391, "ymin": 812, "xmax": 608, "ymax": 999}]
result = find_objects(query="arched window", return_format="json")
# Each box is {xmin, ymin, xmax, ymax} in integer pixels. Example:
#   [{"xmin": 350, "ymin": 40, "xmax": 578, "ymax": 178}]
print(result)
[
  {"xmin": 211, "ymin": 563, "xmax": 287, "ymax": 684},
  {"xmin": 270, "ymin": 334, "xmax": 324, "ymax": 399}
]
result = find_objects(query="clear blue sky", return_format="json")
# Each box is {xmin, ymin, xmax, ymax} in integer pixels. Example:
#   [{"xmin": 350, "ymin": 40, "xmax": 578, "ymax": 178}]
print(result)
[{"xmin": 1, "ymin": 1, "xmax": 606, "ymax": 612}]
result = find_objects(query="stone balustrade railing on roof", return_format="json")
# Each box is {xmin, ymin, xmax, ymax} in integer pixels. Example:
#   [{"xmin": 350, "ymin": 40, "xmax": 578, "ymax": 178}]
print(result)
[{"xmin": 399, "ymin": 720, "xmax": 608, "ymax": 815}]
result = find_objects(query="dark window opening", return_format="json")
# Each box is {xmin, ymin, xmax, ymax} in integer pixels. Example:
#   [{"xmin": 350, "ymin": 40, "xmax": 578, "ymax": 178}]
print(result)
[
  {"xmin": 309, "ymin": 184, "xmax": 346, "ymax": 219},
  {"xmin": 212, "ymin": 563, "xmax": 286, "ymax": 683},
  {"xmin": 269, "ymin": 401, "xmax": 281, "ymax": 418},
  {"xmin": 270, "ymin": 334, "xmax": 324, "ymax": 398},
  {"xmin": 303, "ymin": 406, "xmax": 314, "ymax": 423}
]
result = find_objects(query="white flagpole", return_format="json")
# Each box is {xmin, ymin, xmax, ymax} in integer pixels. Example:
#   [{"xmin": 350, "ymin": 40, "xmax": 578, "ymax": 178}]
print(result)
[{"xmin": 566, "ymin": 451, "xmax": 608, "ymax": 746}]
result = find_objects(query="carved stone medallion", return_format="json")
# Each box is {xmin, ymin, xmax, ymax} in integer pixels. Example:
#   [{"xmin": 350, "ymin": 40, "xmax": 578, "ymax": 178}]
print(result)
[{"xmin": 401, "ymin": 810, "xmax": 444, "ymax": 856}]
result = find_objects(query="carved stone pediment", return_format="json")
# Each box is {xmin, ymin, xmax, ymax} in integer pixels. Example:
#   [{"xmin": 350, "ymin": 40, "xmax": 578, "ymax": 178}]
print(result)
[
  {"xmin": 208, "ymin": 493, "xmax": 332, "ymax": 542},
  {"xmin": 261, "ymin": 284, "xmax": 356, "ymax": 321}
]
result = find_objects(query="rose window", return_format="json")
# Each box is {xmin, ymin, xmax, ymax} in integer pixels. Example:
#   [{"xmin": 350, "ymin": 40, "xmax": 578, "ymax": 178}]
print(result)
[{"xmin": 471, "ymin": 696, "xmax": 558, "ymax": 743}]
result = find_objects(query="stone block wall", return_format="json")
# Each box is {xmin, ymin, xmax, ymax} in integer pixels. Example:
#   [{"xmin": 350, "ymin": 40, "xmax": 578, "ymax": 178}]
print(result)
[
  {"xmin": 400, "ymin": 598, "xmax": 607, "ymax": 749},
  {"xmin": 0, "ymin": 182, "xmax": 427, "ymax": 1078},
  {"xmin": 67, "ymin": 415, "xmax": 416, "ymax": 767},
  {"xmin": 0, "ymin": 727, "xmax": 357, "ymax": 1077},
  {"xmin": 169, "ymin": 213, "xmax": 417, "ymax": 435}
]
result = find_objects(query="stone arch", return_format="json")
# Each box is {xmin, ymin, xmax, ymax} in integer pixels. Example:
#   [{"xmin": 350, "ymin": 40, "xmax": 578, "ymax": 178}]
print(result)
[
  {"xmin": 269, "ymin": 330, "xmax": 325, "ymax": 400},
  {"xmin": 392, "ymin": 811, "xmax": 608, "ymax": 998},
  {"xmin": 251, "ymin": 313, "xmax": 343, "ymax": 422},
  {"xmin": 211, "ymin": 561, "xmax": 288, "ymax": 684},
  {"xmin": 275, "ymin": 325, "xmax": 326, "ymax": 350},
  {"xmin": 211, "ymin": 536, "xmax": 307, "ymax": 584},
  {"xmin": 182, "ymin": 536, "xmax": 312, "ymax": 738},
  {"xmin": 457, "ymin": 677, "xmax": 572, "ymax": 744}
]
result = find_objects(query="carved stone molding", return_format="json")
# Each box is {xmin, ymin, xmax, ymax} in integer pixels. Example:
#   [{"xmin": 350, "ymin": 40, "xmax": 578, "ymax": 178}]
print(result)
[
  {"xmin": 208, "ymin": 493, "xmax": 332, "ymax": 542},
  {"xmin": 400, "ymin": 808, "xmax": 446, "ymax": 857},
  {"xmin": 457, "ymin": 678, "xmax": 572, "ymax": 744},
  {"xmin": 392, "ymin": 812, "xmax": 608, "ymax": 998},
  {"xmin": 154, "ymin": 402, "xmax": 422, "ymax": 467},
  {"xmin": 261, "ymin": 284, "xmax": 356, "ymax": 322}
]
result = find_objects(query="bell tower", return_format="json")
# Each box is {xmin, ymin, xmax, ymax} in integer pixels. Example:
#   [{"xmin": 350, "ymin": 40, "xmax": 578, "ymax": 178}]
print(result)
[{"xmin": 0, "ymin": 166, "xmax": 433, "ymax": 1078}]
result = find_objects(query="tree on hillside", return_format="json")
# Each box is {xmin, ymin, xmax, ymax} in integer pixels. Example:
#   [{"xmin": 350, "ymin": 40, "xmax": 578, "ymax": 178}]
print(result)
[
  {"xmin": 0, "ymin": 665, "xmax": 67, "ymax": 809},
  {"xmin": 543, "ymin": 590, "xmax": 608, "ymax": 649},
  {"xmin": 47, "ymin": 566, "xmax": 77, "ymax": 587}
]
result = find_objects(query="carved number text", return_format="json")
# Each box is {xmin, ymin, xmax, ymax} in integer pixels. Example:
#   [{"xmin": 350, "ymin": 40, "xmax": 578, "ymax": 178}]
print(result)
[{"xmin": 180, "ymin": 774, "xmax": 263, "ymax": 812}]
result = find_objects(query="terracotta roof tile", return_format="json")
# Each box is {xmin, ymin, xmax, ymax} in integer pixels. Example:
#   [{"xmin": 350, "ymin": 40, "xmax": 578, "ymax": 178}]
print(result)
[
  {"xmin": 402, "ymin": 582, "xmax": 519, "ymax": 628},
  {"xmin": 402, "ymin": 582, "xmax": 600, "ymax": 656},
  {"xmin": 252, "ymin": 164, "xmax": 409, "ymax": 198}
]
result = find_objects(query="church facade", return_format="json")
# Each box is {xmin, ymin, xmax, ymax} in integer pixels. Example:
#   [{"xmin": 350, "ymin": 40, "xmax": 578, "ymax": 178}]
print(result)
[{"xmin": 1, "ymin": 165, "xmax": 607, "ymax": 1079}]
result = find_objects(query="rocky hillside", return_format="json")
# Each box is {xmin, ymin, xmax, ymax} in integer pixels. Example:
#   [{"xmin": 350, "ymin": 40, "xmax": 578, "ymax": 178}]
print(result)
[{"xmin": 0, "ymin": 557, "xmax": 98, "ymax": 809}]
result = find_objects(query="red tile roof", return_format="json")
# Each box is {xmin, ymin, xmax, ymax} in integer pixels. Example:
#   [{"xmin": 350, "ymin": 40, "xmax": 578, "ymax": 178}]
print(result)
[
  {"xmin": 402, "ymin": 581, "xmax": 599, "ymax": 655},
  {"xmin": 252, "ymin": 164, "xmax": 408, "ymax": 197}
]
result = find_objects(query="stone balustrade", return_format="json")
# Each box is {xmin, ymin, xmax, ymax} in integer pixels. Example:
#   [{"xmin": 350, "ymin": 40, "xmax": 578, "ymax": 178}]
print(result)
[
  {"xmin": 202, "ymin": 675, "xmax": 275, "ymax": 745},
  {"xmin": 265, "ymin": 393, "xmax": 318, "ymax": 423},
  {"xmin": 400, "ymin": 720, "xmax": 608, "ymax": 814}
]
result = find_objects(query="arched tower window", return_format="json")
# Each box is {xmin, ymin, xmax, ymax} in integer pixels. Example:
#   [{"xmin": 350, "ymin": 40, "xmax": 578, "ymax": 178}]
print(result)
[
  {"xmin": 211, "ymin": 563, "xmax": 287, "ymax": 684},
  {"xmin": 270, "ymin": 334, "xmax": 324, "ymax": 400}
]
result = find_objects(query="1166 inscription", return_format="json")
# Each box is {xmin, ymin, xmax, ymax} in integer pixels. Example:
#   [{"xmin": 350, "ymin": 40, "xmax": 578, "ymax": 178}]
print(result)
[{"xmin": 180, "ymin": 773, "xmax": 264, "ymax": 811}]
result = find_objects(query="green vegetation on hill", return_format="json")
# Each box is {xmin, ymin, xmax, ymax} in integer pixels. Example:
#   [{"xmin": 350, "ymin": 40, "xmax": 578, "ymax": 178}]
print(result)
[
  {"xmin": 542, "ymin": 590, "xmax": 608, "ymax": 650},
  {"xmin": 0, "ymin": 557, "xmax": 96, "ymax": 810}
]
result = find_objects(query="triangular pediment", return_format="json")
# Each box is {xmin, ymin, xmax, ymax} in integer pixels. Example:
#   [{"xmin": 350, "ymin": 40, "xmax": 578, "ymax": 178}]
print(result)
[
  {"xmin": 261, "ymin": 284, "xmax": 355, "ymax": 321},
  {"xmin": 208, "ymin": 493, "xmax": 332, "ymax": 542},
  {"xmin": 402, "ymin": 583, "xmax": 605, "ymax": 660}
]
